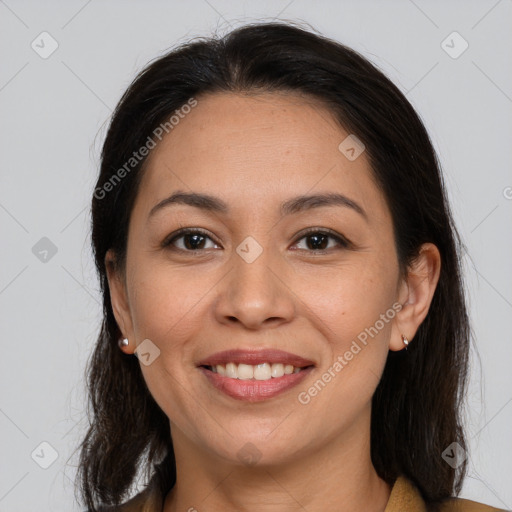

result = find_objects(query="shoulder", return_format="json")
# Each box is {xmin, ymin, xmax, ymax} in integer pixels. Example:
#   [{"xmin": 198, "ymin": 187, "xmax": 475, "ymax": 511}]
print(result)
[
  {"xmin": 438, "ymin": 497, "xmax": 509, "ymax": 512},
  {"xmin": 386, "ymin": 476, "xmax": 508, "ymax": 512}
]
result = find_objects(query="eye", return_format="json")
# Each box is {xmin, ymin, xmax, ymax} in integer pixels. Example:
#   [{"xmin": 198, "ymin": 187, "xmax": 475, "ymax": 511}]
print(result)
[
  {"xmin": 163, "ymin": 228, "xmax": 220, "ymax": 251},
  {"xmin": 162, "ymin": 227, "xmax": 350, "ymax": 253},
  {"xmin": 292, "ymin": 229, "xmax": 351, "ymax": 252}
]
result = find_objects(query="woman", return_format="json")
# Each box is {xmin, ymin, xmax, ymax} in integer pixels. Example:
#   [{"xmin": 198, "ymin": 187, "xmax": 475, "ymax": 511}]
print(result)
[{"xmin": 78, "ymin": 22, "xmax": 504, "ymax": 512}]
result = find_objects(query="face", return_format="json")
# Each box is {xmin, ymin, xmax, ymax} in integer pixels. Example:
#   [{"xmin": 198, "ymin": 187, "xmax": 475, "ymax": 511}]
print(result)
[{"xmin": 108, "ymin": 92, "xmax": 431, "ymax": 468}]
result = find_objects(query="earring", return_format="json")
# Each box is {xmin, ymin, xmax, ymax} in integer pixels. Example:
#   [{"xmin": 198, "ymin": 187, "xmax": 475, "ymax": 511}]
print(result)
[
  {"xmin": 401, "ymin": 334, "xmax": 409, "ymax": 348},
  {"xmin": 118, "ymin": 338, "xmax": 129, "ymax": 348}
]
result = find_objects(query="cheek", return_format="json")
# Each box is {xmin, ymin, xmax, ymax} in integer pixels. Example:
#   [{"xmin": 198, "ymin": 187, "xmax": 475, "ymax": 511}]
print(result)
[
  {"xmin": 295, "ymin": 257, "xmax": 397, "ymax": 403},
  {"xmin": 127, "ymin": 260, "xmax": 214, "ymax": 343},
  {"xmin": 296, "ymin": 286, "xmax": 396, "ymax": 435},
  {"xmin": 126, "ymin": 265, "xmax": 212, "ymax": 427},
  {"xmin": 298, "ymin": 256, "xmax": 398, "ymax": 343}
]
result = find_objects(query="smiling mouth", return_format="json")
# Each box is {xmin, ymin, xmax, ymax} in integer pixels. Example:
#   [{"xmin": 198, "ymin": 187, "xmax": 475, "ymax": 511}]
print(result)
[
  {"xmin": 201, "ymin": 362, "xmax": 314, "ymax": 381},
  {"xmin": 199, "ymin": 363, "xmax": 315, "ymax": 402}
]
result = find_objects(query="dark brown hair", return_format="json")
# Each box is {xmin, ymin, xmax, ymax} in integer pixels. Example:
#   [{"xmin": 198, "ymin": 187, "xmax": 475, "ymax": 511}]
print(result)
[{"xmin": 78, "ymin": 21, "xmax": 470, "ymax": 510}]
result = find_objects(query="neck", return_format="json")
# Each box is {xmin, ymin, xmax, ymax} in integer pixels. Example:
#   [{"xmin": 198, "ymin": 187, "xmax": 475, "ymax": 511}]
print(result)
[{"xmin": 163, "ymin": 414, "xmax": 391, "ymax": 512}]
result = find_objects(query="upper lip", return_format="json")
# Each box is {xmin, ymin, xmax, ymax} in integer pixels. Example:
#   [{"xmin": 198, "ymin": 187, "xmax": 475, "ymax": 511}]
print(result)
[{"xmin": 197, "ymin": 349, "xmax": 315, "ymax": 368}]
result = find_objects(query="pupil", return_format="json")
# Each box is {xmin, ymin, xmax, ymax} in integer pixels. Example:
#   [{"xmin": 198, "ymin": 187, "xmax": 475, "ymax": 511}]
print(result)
[
  {"xmin": 185, "ymin": 234, "xmax": 205, "ymax": 250},
  {"xmin": 308, "ymin": 234, "xmax": 327, "ymax": 250}
]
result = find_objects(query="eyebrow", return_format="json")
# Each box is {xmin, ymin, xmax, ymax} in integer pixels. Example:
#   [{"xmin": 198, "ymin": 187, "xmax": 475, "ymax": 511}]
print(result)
[{"xmin": 148, "ymin": 190, "xmax": 367, "ymax": 221}]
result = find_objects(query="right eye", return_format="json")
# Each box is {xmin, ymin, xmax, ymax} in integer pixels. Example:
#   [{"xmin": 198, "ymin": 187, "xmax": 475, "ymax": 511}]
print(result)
[{"xmin": 162, "ymin": 228, "xmax": 221, "ymax": 252}]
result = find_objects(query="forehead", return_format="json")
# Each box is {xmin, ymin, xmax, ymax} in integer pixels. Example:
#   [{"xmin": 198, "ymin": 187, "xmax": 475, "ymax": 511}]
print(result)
[{"xmin": 135, "ymin": 91, "xmax": 389, "ymax": 221}]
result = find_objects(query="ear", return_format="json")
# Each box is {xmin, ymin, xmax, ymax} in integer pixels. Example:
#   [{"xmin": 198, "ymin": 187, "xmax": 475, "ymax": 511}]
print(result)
[
  {"xmin": 389, "ymin": 243, "xmax": 441, "ymax": 351},
  {"xmin": 105, "ymin": 249, "xmax": 136, "ymax": 354}
]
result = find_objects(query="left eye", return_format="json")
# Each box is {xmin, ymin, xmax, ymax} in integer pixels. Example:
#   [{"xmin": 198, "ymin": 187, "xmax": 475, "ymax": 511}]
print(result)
[{"xmin": 293, "ymin": 231, "xmax": 349, "ymax": 251}]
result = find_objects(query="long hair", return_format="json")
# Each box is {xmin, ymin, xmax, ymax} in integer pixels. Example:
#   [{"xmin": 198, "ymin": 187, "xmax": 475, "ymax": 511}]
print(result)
[{"xmin": 78, "ymin": 21, "xmax": 470, "ymax": 510}]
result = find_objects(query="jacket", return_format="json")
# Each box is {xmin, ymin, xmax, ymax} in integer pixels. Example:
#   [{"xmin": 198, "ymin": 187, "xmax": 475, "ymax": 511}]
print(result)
[{"xmin": 104, "ymin": 475, "xmax": 507, "ymax": 511}]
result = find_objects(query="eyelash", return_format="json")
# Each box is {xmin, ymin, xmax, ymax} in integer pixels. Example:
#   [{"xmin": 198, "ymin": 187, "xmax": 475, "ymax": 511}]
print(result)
[{"xmin": 162, "ymin": 227, "xmax": 351, "ymax": 253}]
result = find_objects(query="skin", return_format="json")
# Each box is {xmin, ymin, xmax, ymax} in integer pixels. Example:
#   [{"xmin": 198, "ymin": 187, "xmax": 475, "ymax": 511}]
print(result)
[{"xmin": 107, "ymin": 91, "xmax": 441, "ymax": 512}]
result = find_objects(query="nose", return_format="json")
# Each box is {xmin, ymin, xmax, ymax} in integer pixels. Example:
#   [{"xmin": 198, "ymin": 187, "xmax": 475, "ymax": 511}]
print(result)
[{"xmin": 213, "ymin": 246, "xmax": 295, "ymax": 330}]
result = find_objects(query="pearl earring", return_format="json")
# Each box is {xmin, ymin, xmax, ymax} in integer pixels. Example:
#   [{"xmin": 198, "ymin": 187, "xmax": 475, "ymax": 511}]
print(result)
[
  {"xmin": 119, "ymin": 338, "xmax": 129, "ymax": 348},
  {"xmin": 401, "ymin": 334, "xmax": 409, "ymax": 347}
]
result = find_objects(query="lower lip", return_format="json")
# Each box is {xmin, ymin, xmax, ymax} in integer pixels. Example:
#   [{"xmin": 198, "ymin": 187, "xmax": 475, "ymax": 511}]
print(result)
[{"xmin": 199, "ymin": 366, "xmax": 314, "ymax": 402}]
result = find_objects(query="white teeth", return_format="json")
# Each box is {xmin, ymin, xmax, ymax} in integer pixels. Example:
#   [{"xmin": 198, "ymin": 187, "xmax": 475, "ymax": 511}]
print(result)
[
  {"xmin": 237, "ymin": 364, "xmax": 254, "ymax": 380},
  {"xmin": 271, "ymin": 363, "xmax": 284, "ymax": 378},
  {"xmin": 254, "ymin": 363, "xmax": 271, "ymax": 380},
  {"xmin": 210, "ymin": 362, "xmax": 305, "ymax": 380},
  {"xmin": 225, "ymin": 362, "xmax": 237, "ymax": 379}
]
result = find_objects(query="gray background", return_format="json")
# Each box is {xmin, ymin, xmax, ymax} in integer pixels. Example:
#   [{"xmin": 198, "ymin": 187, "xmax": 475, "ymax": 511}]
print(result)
[{"xmin": 1, "ymin": 0, "xmax": 511, "ymax": 510}]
